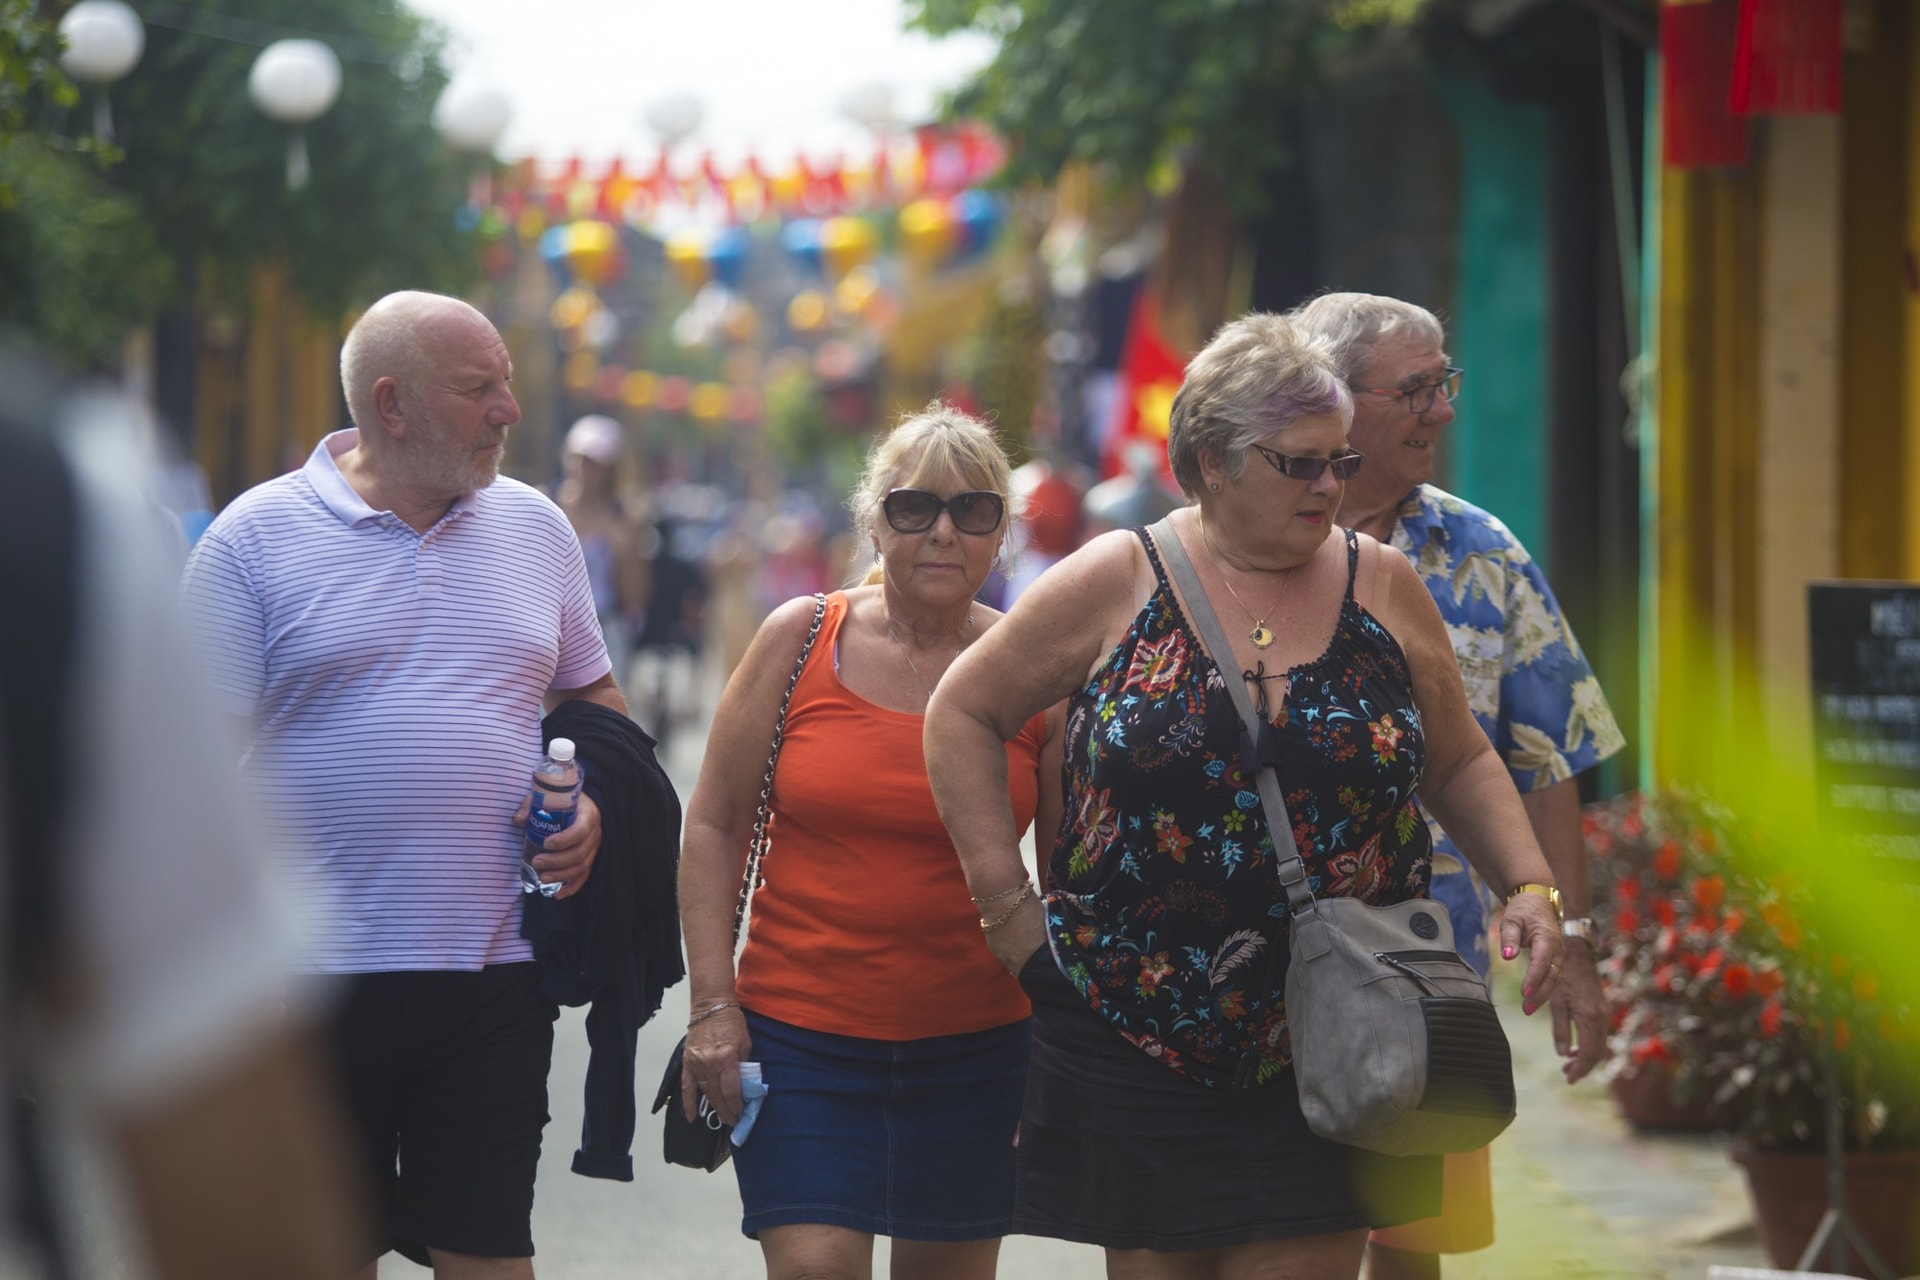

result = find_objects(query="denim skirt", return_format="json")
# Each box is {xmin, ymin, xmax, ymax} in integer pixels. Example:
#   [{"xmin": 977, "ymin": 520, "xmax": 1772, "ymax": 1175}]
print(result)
[
  {"xmin": 733, "ymin": 1008, "xmax": 1030, "ymax": 1241},
  {"xmin": 1012, "ymin": 945, "xmax": 1440, "ymax": 1252}
]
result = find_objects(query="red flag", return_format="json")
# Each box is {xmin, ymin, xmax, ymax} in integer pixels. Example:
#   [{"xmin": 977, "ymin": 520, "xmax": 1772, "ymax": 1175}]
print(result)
[
  {"xmin": 1730, "ymin": 0, "xmax": 1842, "ymax": 114},
  {"xmin": 1662, "ymin": 1, "xmax": 1750, "ymax": 167},
  {"xmin": 1102, "ymin": 289, "xmax": 1187, "ymax": 483}
]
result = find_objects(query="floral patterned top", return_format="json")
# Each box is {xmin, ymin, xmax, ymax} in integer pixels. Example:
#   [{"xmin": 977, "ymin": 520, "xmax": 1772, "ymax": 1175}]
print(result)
[
  {"xmin": 1043, "ymin": 527, "xmax": 1433, "ymax": 1090},
  {"xmin": 1391, "ymin": 485, "xmax": 1625, "ymax": 977}
]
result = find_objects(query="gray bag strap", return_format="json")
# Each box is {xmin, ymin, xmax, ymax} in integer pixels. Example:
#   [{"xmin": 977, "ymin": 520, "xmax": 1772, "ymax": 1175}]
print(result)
[
  {"xmin": 1147, "ymin": 518, "xmax": 1315, "ymax": 916},
  {"xmin": 733, "ymin": 591, "xmax": 829, "ymax": 942}
]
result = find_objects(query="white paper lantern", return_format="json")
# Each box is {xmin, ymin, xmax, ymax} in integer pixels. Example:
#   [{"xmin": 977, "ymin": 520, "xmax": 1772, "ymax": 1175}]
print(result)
[
  {"xmin": 58, "ymin": 0, "xmax": 144, "ymax": 83},
  {"xmin": 434, "ymin": 81, "xmax": 512, "ymax": 153},
  {"xmin": 248, "ymin": 40, "xmax": 343, "ymax": 190},
  {"xmin": 58, "ymin": 0, "xmax": 144, "ymax": 141},
  {"xmin": 644, "ymin": 94, "xmax": 704, "ymax": 149}
]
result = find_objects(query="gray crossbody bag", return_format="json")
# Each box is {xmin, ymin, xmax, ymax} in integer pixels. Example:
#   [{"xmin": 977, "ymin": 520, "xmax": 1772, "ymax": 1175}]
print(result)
[{"xmin": 1149, "ymin": 518, "xmax": 1516, "ymax": 1157}]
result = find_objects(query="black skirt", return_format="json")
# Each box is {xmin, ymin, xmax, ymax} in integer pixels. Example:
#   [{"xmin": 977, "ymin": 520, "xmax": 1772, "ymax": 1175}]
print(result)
[{"xmin": 1012, "ymin": 946, "xmax": 1440, "ymax": 1252}]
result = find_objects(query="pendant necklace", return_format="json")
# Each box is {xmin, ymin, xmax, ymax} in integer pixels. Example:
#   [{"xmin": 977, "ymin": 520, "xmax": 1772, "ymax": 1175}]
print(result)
[
  {"xmin": 1203, "ymin": 524, "xmax": 1296, "ymax": 649},
  {"xmin": 887, "ymin": 609, "xmax": 973, "ymax": 697}
]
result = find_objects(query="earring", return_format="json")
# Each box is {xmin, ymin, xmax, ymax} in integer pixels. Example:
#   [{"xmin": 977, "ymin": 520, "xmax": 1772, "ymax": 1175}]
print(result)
[{"xmin": 1209, "ymin": 481, "xmax": 1220, "ymax": 492}]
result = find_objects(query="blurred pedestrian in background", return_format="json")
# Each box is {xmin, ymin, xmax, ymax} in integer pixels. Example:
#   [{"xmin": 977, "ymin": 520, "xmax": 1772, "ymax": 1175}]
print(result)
[
  {"xmin": 181, "ymin": 291, "xmax": 626, "ymax": 1279},
  {"xmin": 678, "ymin": 403, "xmax": 1063, "ymax": 1280},
  {"xmin": 554, "ymin": 414, "xmax": 652, "ymax": 701},
  {"xmin": 925, "ymin": 315, "xmax": 1564, "ymax": 1280},
  {"xmin": 1293, "ymin": 292, "xmax": 1624, "ymax": 1280},
  {"xmin": 0, "ymin": 347, "xmax": 361, "ymax": 1279},
  {"xmin": 1081, "ymin": 439, "xmax": 1182, "ymax": 541}
]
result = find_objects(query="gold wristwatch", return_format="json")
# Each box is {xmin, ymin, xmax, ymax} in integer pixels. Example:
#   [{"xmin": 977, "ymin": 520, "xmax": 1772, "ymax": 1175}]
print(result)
[{"xmin": 1505, "ymin": 882, "xmax": 1563, "ymax": 921}]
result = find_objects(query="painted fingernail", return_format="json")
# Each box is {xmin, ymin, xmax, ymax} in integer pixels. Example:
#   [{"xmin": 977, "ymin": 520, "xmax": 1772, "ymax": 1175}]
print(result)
[
  {"xmin": 1503, "ymin": 946, "xmax": 1517, "ymax": 960},
  {"xmin": 1522, "ymin": 985, "xmax": 1533, "ymax": 999}
]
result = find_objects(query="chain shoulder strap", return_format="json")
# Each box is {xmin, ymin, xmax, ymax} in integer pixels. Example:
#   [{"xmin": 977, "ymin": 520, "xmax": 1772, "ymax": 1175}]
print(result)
[{"xmin": 732, "ymin": 592, "xmax": 829, "ymax": 943}]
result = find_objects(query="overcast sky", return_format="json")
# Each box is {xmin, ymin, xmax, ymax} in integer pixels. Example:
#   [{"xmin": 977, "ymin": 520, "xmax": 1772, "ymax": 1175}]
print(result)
[{"xmin": 405, "ymin": 0, "xmax": 996, "ymax": 166}]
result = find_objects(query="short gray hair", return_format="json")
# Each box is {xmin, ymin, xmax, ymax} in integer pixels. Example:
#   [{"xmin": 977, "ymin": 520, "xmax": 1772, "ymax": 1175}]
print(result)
[
  {"xmin": 339, "ymin": 291, "xmax": 476, "ymax": 430},
  {"xmin": 848, "ymin": 400, "xmax": 1015, "ymax": 563},
  {"xmin": 1288, "ymin": 292, "xmax": 1445, "ymax": 383},
  {"xmin": 1166, "ymin": 312, "xmax": 1350, "ymax": 498}
]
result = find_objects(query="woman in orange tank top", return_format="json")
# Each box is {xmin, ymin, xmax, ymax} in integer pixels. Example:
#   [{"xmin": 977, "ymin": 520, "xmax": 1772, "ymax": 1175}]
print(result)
[{"xmin": 678, "ymin": 402, "xmax": 1065, "ymax": 1280}]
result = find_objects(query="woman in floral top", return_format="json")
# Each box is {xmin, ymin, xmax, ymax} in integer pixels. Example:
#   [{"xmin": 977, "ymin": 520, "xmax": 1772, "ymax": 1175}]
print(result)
[{"xmin": 925, "ymin": 313, "xmax": 1566, "ymax": 1277}]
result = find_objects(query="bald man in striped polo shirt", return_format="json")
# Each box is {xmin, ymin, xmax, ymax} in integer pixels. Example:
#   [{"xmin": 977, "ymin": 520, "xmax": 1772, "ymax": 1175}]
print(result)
[{"xmin": 183, "ymin": 291, "xmax": 629, "ymax": 1279}]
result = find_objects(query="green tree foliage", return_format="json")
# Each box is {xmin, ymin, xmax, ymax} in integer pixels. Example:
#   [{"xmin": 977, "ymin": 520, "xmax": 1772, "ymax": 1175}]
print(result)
[
  {"xmin": 0, "ymin": 0, "xmax": 73, "ymax": 147},
  {"xmin": 2, "ymin": 0, "xmax": 479, "ymax": 364},
  {"xmin": 0, "ymin": 136, "xmax": 173, "ymax": 367},
  {"xmin": 908, "ymin": 0, "xmax": 1425, "ymax": 212},
  {"xmin": 105, "ymin": 0, "xmax": 477, "ymax": 313}
]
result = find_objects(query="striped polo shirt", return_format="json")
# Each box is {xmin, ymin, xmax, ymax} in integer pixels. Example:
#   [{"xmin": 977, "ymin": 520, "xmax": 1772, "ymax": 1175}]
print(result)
[{"xmin": 181, "ymin": 430, "xmax": 611, "ymax": 974}]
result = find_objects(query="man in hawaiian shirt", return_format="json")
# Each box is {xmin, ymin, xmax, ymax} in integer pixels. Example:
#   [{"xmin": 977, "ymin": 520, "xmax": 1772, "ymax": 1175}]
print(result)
[{"xmin": 1294, "ymin": 293, "xmax": 1626, "ymax": 1280}]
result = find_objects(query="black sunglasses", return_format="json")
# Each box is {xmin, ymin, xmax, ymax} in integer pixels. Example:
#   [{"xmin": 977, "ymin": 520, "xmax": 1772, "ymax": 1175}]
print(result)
[
  {"xmin": 1249, "ymin": 444, "xmax": 1365, "ymax": 482},
  {"xmin": 882, "ymin": 488, "xmax": 1006, "ymax": 535}
]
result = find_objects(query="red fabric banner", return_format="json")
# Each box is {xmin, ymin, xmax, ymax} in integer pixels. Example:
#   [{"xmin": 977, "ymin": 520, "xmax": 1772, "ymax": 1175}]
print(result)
[
  {"xmin": 1663, "ymin": 0, "xmax": 1751, "ymax": 168},
  {"xmin": 1730, "ymin": 0, "xmax": 1843, "ymax": 114}
]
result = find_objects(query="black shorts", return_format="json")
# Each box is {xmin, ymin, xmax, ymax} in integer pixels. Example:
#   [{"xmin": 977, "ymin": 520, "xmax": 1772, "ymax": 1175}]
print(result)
[{"xmin": 318, "ymin": 962, "xmax": 559, "ymax": 1265}]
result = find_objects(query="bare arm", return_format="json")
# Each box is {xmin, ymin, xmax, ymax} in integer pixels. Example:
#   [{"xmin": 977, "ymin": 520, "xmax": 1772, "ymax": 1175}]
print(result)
[
  {"xmin": 1526, "ymin": 778, "xmax": 1610, "ymax": 1081},
  {"xmin": 1367, "ymin": 542, "xmax": 1564, "ymax": 1012},
  {"xmin": 927, "ymin": 532, "xmax": 1144, "ymax": 971},
  {"xmin": 676, "ymin": 596, "xmax": 822, "ymax": 1123},
  {"xmin": 546, "ymin": 670, "xmax": 627, "ymax": 717},
  {"xmin": 113, "ymin": 1028, "xmax": 366, "ymax": 1280}
]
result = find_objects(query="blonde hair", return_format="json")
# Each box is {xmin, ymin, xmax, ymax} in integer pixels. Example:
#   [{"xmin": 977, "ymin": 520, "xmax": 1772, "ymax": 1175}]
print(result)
[
  {"xmin": 1166, "ymin": 312, "xmax": 1351, "ymax": 498},
  {"xmin": 848, "ymin": 401, "xmax": 1015, "ymax": 585}
]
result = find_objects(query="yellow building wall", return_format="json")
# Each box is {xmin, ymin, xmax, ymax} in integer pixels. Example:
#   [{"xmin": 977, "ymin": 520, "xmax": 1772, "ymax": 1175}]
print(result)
[{"xmin": 1652, "ymin": 0, "xmax": 1920, "ymax": 789}]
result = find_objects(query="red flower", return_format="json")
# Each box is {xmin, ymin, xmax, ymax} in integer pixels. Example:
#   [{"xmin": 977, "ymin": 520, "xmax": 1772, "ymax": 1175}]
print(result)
[
  {"xmin": 1697, "ymin": 948, "xmax": 1724, "ymax": 979},
  {"xmin": 1652, "ymin": 840, "xmax": 1682, "ymax": 882},
  {"xmin": 1754, "ymin": 967, "xmax": 1784, "ymax": 998},
  {"xmin": 1691, "ymin": 875, "xmax": 1725, "ymax": 911},
  {"xmin": 1614, "ymin": 907, "xmax": 1640, "ymax": 935},
  {"xmin": 1616, "ymin": 877, "xmax": 1641, "ymax": 901},
  {"xmin": 1721, "ymin": 964, "xmax": 1753, "ymax": 998},
  {"xmin": 1653, "ymin": 899, "xmax": 1677, "ymax": 927},
  {"xmin": 1654, "ymin": 963, "xmax": 1679, "ymax": 994},
  {"xmin": 1632, "ymin": 1036, "xmax": 1674, "ymax": 1066},
  {"xmin": 1759, "ymin": 1000, "xmax": 1783, "ymax": 1037}
]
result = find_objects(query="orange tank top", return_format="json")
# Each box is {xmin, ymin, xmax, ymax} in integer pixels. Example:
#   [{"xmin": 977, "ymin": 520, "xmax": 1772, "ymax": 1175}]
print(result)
[{"xmin": 734, "ymin": 592, "xmax": 1044, "ymax": 1039}]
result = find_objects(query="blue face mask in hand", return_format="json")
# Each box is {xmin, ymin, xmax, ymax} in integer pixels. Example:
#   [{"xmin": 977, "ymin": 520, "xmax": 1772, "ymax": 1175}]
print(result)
[{"xmin": 731, "ymin": 1062, "xmax": 767, "ymax": 1146}]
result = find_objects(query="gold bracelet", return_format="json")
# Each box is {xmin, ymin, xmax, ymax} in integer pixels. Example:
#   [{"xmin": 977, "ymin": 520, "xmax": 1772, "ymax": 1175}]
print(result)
[
  {"xmin": 687, "ymin": 1000, "xmax": 740, "ymax": 1028},
  {"xmin": 980, "ymin": 883, "xmax": 1034, "ymax": 933},
  {"xmin": 970, "ymin": 877, "xmax": 1033, "ymax": 907}
]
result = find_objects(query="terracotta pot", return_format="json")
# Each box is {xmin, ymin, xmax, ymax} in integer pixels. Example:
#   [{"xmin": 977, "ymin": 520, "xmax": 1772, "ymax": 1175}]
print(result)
[
  {"xmin": 1608, "ymin": 1063, "xmax": 1720, "ymax": 1132},
  {"xmin": 1730, "ymin": 1144, "xmax": 1920, "ymax": 1275}
]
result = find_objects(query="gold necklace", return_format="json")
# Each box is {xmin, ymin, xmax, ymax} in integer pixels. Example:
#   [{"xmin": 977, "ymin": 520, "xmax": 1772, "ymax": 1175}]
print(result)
[
  {"xmin": 1202, "ymin": 525, "xmax": 1295, "ymax": 649},
  {"xmin": 887, "ymin": 610, "xmax": 974, "ymax": 697}
]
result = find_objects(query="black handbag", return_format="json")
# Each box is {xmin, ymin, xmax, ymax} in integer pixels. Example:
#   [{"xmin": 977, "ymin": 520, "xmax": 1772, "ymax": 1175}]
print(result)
[
  {"xmin": 649, "ymin": 593, "xmax": 827, "ymax": 1170},
  {"xmin": 1151, "ymin": 519, "xmax": 1516, "ymax": 1157}
]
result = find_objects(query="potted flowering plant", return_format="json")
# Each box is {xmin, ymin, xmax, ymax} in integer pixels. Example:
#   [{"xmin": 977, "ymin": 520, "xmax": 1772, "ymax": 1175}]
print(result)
[{"xmin": 1586, "ymin": 789, "xmax": 1920, "ymax": 1270}]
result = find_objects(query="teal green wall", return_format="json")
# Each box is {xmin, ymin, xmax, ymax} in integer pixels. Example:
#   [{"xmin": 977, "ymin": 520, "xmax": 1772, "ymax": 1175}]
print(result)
[{"xmin": 1439, "ymin": 77, "xmax": 1551, "ymax": 562}]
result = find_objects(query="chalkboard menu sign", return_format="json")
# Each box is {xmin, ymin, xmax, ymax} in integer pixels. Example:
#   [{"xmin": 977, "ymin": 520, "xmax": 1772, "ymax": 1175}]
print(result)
[{"xmin": 1808, "ymin": 582, "xmax": 1920, "ymax": 901}]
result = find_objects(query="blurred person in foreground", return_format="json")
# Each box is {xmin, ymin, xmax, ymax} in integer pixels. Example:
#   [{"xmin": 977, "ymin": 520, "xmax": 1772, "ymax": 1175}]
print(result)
[
  {"xmin": 1292, "ymin": 293, "xmax": 1625, "ymax": 1280},
  {"xmin": 924, "ymin": 315, "xmax": 1565, "ymax": 1280},
  {"xmin": 181, "ymin": 291, "xmax": 626, "ymax": 1278},
  {"xmin": 554, "ymin": 414, "xmax": 651, "ymax": 697},
  {"xmin": 678, "ymin": 403, "xmax": 1064, "ymax": 1280},
  {"xmin": 0, "ymin": 347, "xmax": 360, "ymax": 1277}
]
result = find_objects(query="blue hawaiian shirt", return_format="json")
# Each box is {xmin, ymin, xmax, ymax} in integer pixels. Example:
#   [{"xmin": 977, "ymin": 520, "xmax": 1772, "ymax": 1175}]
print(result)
[{"xmin": 1392, "ymin": 485, "xmax": 1625, "ymax": 976}]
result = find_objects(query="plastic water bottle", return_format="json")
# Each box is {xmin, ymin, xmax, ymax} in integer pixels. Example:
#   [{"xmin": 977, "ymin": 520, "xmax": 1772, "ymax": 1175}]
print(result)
[{"xmin": 521, "ymin": 737, "xmax": 581, "ymax": 897}]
